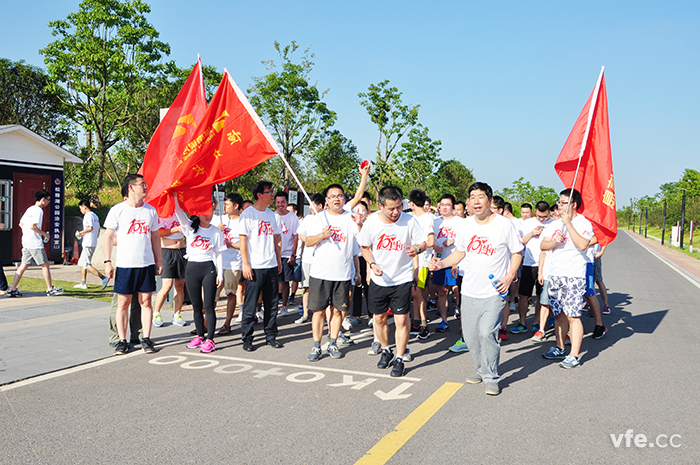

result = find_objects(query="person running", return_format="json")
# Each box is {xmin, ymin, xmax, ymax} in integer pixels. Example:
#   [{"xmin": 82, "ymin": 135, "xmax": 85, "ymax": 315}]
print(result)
[
  {"xmin": 594, "ymin": 245, "xmax": 612, "ymax": 315},
  {"xmin": 430, "ymin": 182, "xmax": 523, "ymax": 396},
  {"xmin": 173, "ymin": 195, "xmax": 226, "ymax": 353},
  {"xmin": 296, "ymin": 193, "xmax": 325, "ymax": 325},
  {"xmin": 8, "ymin": 190, "xmax": 63, "ymax": 297},
  {"xmin": 582, "ymin": 236, "xmax": 608, "ymax": 339},
  {"xmin": 520, "ymin": 203, "xmax": 533, "ymax": 220},
  {"xmin": 152, "ymin": 213, "xmax": 188, "ymax": 328},
  {"xmin": 214, "ymin": 192, "xmax": 244, "ymax": 335},
  {"xmin": 408, "ymin": 189, "xmax": 435, "ymax": 341},
  {"xmin": 73, "ymin": 200, "xmax": 110, "ymax": 290},
  {"xmin": 540, "ymin": 188, "xmax": 594, "ymax": 369},
  {"xmin": 239, "ymin": 181, "xmax": 283, "ymax": 352},
  {"xmin": 103, "ymin": 174, "xmax": 162, "ymax": 355},
  {"xmin": 274, "ymin": 191, "xmax": 300, "ymax": 316},
  {"xmin": 358, "ymin": 186, "xmax": 427, "ymax": 378},
  {"xmin": 303, "ymin": 184, "xmax": 361, "ymax": 361}
]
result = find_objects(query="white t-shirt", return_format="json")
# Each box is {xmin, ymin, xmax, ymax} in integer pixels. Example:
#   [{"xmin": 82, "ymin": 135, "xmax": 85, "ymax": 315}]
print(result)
[
  {"xmin": 520, "ymin": 217, "xmax": 552, "ymax": 267},
  {"xmin": 413, "ymin": 211, "xmax": 436, "ymax": 268},
  {"xmin": 239, "ymin": 206, "xmax": 281, "ymax": 269},
  {"xmin": 20, "ymin": 205, "xmax": 44, "ymax": 249},
  {"xmin": 182, "ymin": 223, "xmax": 226, "ymax": 263},
  {"xmin": 104, "ymin": 202, "xmax": 160, "ymax": 268},
  {"xmin": 307, "ymin": 210, "xmax": 360, "ymax": 281},
  {"xmin": 510, "ymin": 217, "xmax": 523, "ymax": 236},
  {"xmin": 81, "ymin": 211, "xmax": 100, "ymax": 248},
  {"xmin": 543, "ymin": 215, "xmax": 594, "ymax": 279},
  {"xmin": 214, "ymin": 215, "xmax": 242, "ymax": 270},
  {"xmin": 159, "ymin": 215, "xmax": 184, "ymax": 241},
  {"xmin": 276, "ymin": 211, "xmax": 300, "ymax": 258},
  {"xmin": 455, "ymin": 214, "xmax": 524, "ymax": 298},
  {"xmin": 434, "ymin": 216, "xmax": 465, "ymax": 260},
  {"xmin": 298, "ymin": 216, "xmax": 314, "ymax": 264},
  {"xmin": 357, "ymin": 212, "xmax": 427, "ymax": 287}
]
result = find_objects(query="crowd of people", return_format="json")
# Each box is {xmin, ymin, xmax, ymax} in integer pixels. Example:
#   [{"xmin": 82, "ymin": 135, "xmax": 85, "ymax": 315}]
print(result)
[{"xmin": 5, "ymin": 166, "xmax": 614, "ymax": 396}]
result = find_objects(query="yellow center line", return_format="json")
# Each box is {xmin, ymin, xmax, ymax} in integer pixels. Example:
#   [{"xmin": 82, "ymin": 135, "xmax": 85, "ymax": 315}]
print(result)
[{"xmin": 355, "ymin": 382, "xmax": 463, "ymax": 465}]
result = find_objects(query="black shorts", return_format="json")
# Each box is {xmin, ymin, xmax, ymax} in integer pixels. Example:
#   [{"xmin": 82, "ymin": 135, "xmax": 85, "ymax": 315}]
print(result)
[
  {"xmin": 368, "ymin": 281, "xmax": 412, "ymax": 315},
  {"xmin": 308, "ymin": 277, "xmax": 351, "ymax": 312},
  {"xmin": 114, "ymin": 265, "xmax": 156, "ymax": 295},
  {"xmin": 518, "ymin": 265, "xmax": 542, "ymax": 297},
  {"xmin": 278, "ymin": 257, "xmax": 295, "ymax": 282},
  {"xmin": 161, "ymin": 248, "xmax": 187, "ymax": 279}
]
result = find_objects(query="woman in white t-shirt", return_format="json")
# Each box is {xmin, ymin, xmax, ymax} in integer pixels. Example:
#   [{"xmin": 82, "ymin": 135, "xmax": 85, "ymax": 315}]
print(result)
[{"xmin": 174, "ymin": 196, "xmax": 226, "ymax": 353}]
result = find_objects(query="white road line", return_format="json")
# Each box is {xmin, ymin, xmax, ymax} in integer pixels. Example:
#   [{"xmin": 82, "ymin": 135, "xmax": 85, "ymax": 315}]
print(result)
[
  {"xmin": 183, "ymin": 352, "xmax": 422, "ymax": 381},
  {"xmin": 627, "ymin": 231, "xmax": 700, "ymax": 290}
]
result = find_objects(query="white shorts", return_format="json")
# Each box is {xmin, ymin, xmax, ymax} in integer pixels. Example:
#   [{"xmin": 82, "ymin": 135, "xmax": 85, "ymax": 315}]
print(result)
[{"xmin": 78, "ymin": 247, "xmax": 96, "ymax": 268}]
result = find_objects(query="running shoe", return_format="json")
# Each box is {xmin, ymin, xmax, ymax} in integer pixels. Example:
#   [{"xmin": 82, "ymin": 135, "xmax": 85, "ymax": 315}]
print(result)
[
  {"xmin": 542, "ymin": 346, "xmax": 567, "ymax": 359},
  {"xmin": 46, "ymin": 286, "xmax": 64, "ymax": 296},
  {"xmin": 172, "ymin": 314, "xmax": 186, "ymax": 326},
  {"xmin": 498, "ymin": 327, "xmax": 509, "ymax": 341},
  {"xmin": 390, "ymin": 358, "xmax": 405, "ymax": 377},
  {"xmin": 509, "ymin": 302, "xmax": 517, "ymax": 311},
  {"xmin": 602, "ymin": 305, "xmax": 611, "ymax": 315},
  {"xmin": 327, "ymin": 343, "xmax": 343, "ymax": 359},
  {"xmin": 510, "ymin": 322, "xmax": 527, "ymax": 334},
  {"xmin": 436, "ymin": 320, "xmax": 449, "ymax": 333},
  {"xmin": 592, "ymin": 325, "xmax": 608, "ymax": 340},
  {"xmin": 153, "ymin": 314, "xmax": 164, "ymax": 327},
  {"xmin": 288, "ymin": 296, "xmax": 296, "ymax": 306},
  {"xmin": 308, "ymin": 346, "xmax": 322, "ymax": 362},
  {"xmin": 448, "ymin": 338, "xmax": 470, "ymax": 353},
  {"xmin": 402, "ymin": 347, "xmax": 413, "ymax": 362},
  {"xmin": 73, "ymin": 283, "xmax": 88, "ymax": 290},
  {"xmin": 367, "ymin": 340, "xmax": 382, "ymax": 355},
  {"xmin": 559, "ymin": 354, "xmax": 581, "ymax": 369},
  {"xmin": 348, "ymin": 316, "xmax": 362, "ymax": 326},
  {"xmin": 547, "ymin": 317, "xmax": 555, "ymax": 329},
  {"xmin": 427, "ymin": 299, "xmax": 437, "ymax": 310},
  {"xmin": 235, "ymin": 313, "xmax": 243, "ymax": 323},
  {"xmin": 141, "ymin": 337, "xmax": 156, "ymax": 354},
  {"xmin": 418, "ymin": 326, "xmax": 431, "ymax": 340},
  {"xmin": 114, "ymin": 340, "xmax": 129, "ymax": 355},
  {"xmin": 342, "ymin": 317, "xmax": 352, "ymax": 331},
  {"xmin": 368, "ymin": 318, "xmax": 373, "ymax": 328},
  {"xmin": 279, "ymin": 305, "xmax": 290, "ymax": 316},
  {"xmin": 200, "ymin": 339, "xmax": 216, "ymax": 353},
  {"xmin": 101, "ymin": 275, "xmax": 110, "ymax": 290},
  {"xmin": 187, "ymin": 336, "xmax": 203, "ymax": 349},
  {"xmin": 7, "ymin": 288, "xmax": 22, "ymax": 297},
  {"xmin": 532, "ymin": 323, "xmax": 540, "ymax": 333},
  {"xmin": 337, "ymin": 333, "xmax": 354, "ymax": 346},
  {"xmin": 295, "ymin": 315, "xmax": 310, "ymax": 324},
  {"xmin": 454, "ymin": 309, "xmax": 460, "ymax": 319},
  {"xmin": 531, "ymin": 330, "xmax": 546, "ymax": 342},
  {"xmin": 485, "ymin": 382, "xmax": 501, "ymax": 396},
  {"xmin": 377, "ymin": 349, "xmax": 395, "ymax": 369},
  {"xmin": 582, "ymin": 303, "xmax": 590, "ymax": 312},
  {"xmin": 565, "ymin": 335, "xmax": 571, "ymax": 345},
  {"xmin": 410, "ymin": 324, "xmax": 421, "ymax": 336}
]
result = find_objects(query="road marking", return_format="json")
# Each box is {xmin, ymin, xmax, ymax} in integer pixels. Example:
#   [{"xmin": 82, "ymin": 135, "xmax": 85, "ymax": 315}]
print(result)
[
  {"xmin": 374, "ymin": 382, "xmax": 414, "ymax": 400},
  {"xmin": 183, "ymin": 352, "xmax": 422, "ymax": 381},
  {"xmin": 355, "ymin": 382, "xmax": 463, "ymax": 465},
  {"xmin": 627, "ymin": 231, "xmax": 700, "ymax": 290}
]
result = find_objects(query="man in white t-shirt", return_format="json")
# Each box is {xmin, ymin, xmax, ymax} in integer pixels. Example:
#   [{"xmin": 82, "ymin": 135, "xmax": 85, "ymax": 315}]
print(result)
[
  {"xmin": 408, "ymin": 189, "xmax": 435, "ymax": 341},
  {"xmin": 8, "ymin": 190, "xmax": 64, "ymax": 297},
  {"xmin": 303, "ymin": 184, "xmax": 361, "ymax": 361},
  {"xmin": 274, "ymin": 191, "xmax": 300, "ymax": 315},
  {"xmin": 296, "ymin": 194, "xmax": 325, "ymax": 325},
  {"xmin": 104, "ymin": 174, "xmax": 162, "ymax": 356},
  {"xmin": 213, "ymin": 192, "xmax": 244, "ymax": 333},
  {"xmin": 540, "ymin": 188, "xmax": 594, "ymax": 369},
  {"xmin": 73, "ymin": 200, "xmax": 109, "ymax": 290},
  {"xmin": 239, "ymin": 180, "xmax": 283, "ymax": 352},
  {"xmin": 430, "ymin": 182, "xmax": 523, "ymax": 396},
  {"xmin": 520, "ymin": 203, "xmax": 533, "ymax": 221},
  {"xmin": 358, "ymin": 186, "xmax": 427, "ymax": 378}
]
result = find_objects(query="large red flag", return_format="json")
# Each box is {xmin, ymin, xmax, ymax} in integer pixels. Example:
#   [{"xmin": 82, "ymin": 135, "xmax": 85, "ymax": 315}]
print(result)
[
  {"xmin": 166, "ymin": 71, "xmax": 280, "ymax": 214},
  {"xmin": 141, "ymin": 59, "xmax": 208, "ymax": 217},
  {"xmin": 555, "ymin": 68, "xmax": 617, "ymax": 246}
]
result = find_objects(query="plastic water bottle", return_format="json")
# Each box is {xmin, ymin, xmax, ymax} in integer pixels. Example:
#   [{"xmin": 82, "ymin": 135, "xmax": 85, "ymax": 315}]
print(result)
[{"xmin": 489, "ymin": 274, "xmax": 508, "ymax": 297}]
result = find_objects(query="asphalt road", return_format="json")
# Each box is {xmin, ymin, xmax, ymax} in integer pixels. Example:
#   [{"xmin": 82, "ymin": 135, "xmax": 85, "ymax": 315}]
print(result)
[{"xmin": 1, "ymin": 231, "xmax": 699, "ymax": 464}]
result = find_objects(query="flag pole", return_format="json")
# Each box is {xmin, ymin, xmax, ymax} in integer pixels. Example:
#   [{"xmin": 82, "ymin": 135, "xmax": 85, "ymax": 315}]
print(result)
[
  {"xmin": 567, "ymin": 65, "xmax": 604, "ymax": 214},
  {"xmin": 277, "ymin": 152, "xmax": 321, "ymax": 216}
]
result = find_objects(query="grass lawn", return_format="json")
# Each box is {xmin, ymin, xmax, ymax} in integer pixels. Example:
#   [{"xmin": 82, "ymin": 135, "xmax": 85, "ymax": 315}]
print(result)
[
  {"xmin": 624, "ymin": 225, "xmax": 700, "ymax": 261},
  {"xmin": 5, "ymin": 274, "xmax": 113, "ymax": 302}
]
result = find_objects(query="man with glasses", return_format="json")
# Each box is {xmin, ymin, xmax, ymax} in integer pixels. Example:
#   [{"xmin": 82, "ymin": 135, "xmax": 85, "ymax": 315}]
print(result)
[
  {"xmin": 432, "ymin": 194, "xmax": 464, "ymax": 333},
  {"xmin": 239, "ymin": 180, "xmax": 283, "ymax": 352},
  {"xmin": 104, "ymin": 174, "xmax": 162, "ymax": 355}
]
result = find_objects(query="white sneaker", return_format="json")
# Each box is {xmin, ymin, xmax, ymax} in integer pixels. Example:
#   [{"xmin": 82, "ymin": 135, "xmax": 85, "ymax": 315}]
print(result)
[
  {"xmin": 172, "ymin": 314, "xmax": 186, "ymax": 326},
  {"xmin": 279, "ymin": 306, "xmax": 290, "ymax": 316},
  {"xmin": 367, "ymin": 340, "xmax": 381, "ymax": 355},
  {"xmin": 73, "ymin": 283, "xmax": 88, "ymax": 289},
  {"xmin": 509, "ymin": 302, "xmax": 517, "ymax": 311},
  {"xmin": 342, "ymin": 317, "xmax": 352, "ymax": 331},
  {"xmin": 234, "ymin": 314, "xmax": 242, "ymax": 323},
  {"xmin": 402, "ymin": 347, "xmax": 413, "ymax": 362}
]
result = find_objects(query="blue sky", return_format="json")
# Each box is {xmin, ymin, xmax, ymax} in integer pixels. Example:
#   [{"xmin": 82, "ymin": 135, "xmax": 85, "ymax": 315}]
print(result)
[{"xmin": 2, "ymin": 0, "xmax": 699, "ymax": 207}]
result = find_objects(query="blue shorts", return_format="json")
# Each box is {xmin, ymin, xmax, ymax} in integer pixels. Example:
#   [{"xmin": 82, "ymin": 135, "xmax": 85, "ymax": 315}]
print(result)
[
  {"xmin": 432, "ymin": 268, "xmax": 458, "ymax": 287},
  {"xmin": 584, "ymin": 262, "xmax": 595, "ymax": 297},
  {"xmin": 114, "ymin": 265, "xmax": 156, "ymax": 295}
]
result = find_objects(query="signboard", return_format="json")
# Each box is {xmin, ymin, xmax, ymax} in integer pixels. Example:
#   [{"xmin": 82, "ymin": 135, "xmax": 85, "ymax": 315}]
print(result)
[{"xmin": 50, "ymin": 175, "xmax": 63, "ymax": 252}]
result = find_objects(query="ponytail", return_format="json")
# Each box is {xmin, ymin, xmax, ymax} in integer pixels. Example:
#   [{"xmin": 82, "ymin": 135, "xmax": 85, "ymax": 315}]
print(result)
[{"xmin": 191, "ymin": 215, "xmax": 201, "ymax": 233}]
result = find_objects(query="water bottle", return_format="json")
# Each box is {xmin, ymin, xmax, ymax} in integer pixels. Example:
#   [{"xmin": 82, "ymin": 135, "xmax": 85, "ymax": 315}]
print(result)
[{"xmin": 489, "ymin": 274, "xmax": 508, "ymax": 297}]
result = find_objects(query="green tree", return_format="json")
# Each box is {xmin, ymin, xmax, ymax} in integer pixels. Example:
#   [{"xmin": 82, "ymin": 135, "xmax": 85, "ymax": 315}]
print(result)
[
  {"xmin": 307, "ymin": 130, "xmax": 360, "ymax": 192},
  {"xmin": 41, "ymin": 0, "xmax": 171, "ymax": 191},
  {"xmin": 0, "ymin": 58, "xmax": 74, "ymax": 146},
  {"xmin": 427, "ymin": 159, "xmax": 475, "ymax": 202},
  {"xmin": 248, "ymin": 41, "xmax": 336, "ymax": 187},
  {"xmin": 358, "ymin": 80, "xmax": 419, "ymax": 195},
  {"xmin": 390, "ymin": 124, "xmax": 441, "ymax": 197},
  {"xmin": 677, "ymin": 168, "xmax": 700, "ymax": 197},
  {"xmin": 497, "ymin": 177, "xmax": 559, "ymax": 214}
]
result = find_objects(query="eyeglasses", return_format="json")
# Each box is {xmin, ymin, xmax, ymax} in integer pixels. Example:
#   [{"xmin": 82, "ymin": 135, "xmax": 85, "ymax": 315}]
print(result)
[
  {"xmin": 557, "ymin": 200, "xmax": 569, "ymax": 206},
  {"xmin": 327, "ymin": 194, "xmax": 344, "ymax": 200},
  {"xmin": 263, "ymin": 190, "xmax": 273, "ymax": 195},
  {"xmin": 131, "ymin": 182, "xmax": 147, "ymax": 188}
]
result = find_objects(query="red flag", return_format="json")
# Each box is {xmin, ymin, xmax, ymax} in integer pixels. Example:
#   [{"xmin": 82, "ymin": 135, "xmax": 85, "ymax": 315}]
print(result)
[
  {"xmin": 167, "ymin": 71, "xmax": 280, "ymax": 215},
  {"xmin": 141, "ymin": 59, "xmax": 208, "ymax": 217},
  {"xmin": 555, "ymin": 68, "xmax": 617, "ymax": 246}
]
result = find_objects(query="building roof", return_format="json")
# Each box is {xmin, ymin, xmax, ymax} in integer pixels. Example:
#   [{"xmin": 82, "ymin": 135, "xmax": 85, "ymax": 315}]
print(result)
[{"xmin": 0, "ymin": 125, "xmax": 82, "ymax": 166}]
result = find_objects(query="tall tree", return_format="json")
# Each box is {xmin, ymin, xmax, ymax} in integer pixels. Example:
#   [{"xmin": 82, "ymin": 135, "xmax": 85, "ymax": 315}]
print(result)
[
  {"xmin": 358, "ymin": 80, "xmax": 419, "ymax": 195},
  {"xmin": 428, "ymin": 159, "xmax": 475, "ymax": 202},
  {"xmin": 248, "ymin": 41, "xmax": 336, "ymax": 187},
  {"xmin": 390, "ymin": 124, "xmax": 441, "ymax": 197},
  {"xmin": 307, "ymin": 130, "xmax": 360, "ymax": 192},
  {"xmin": 40, "ymin": 0, "xmax": 171, "ymax": 189},
  {"xmin": 0, "ymin": 58, "xmax": 74, "ymax": 146},
  {"xmin": 496, "ymin": 177, "xmax": 559, "ymax": 213}
]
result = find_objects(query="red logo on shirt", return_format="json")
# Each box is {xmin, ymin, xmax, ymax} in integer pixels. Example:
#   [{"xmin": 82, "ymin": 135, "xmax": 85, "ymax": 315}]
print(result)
[
  {"xmin": 127, "ymin": 219, "xmax": 151, "ymax": 235},
  {"xmin": 436, "ymin": 227, "xmax": 456, "ymax": 240},
  {"xmin": 329, "ymin": 226, "xmax": 347, "ymax": 243},
  {"xmin": 281, "ymin": 221, "xmax": 289, "ymax": 234},
  {"xmin": 191, "ymin": 235, "xmax": 213, "ymax": 251},
  {"xmin": 465, "ymin": 235, "xmax": 496, "ymax": 256},
  {"xmin": 551, "ymin": 229, "xmax": 568, "ymax": 244},
  {"xmin": 376, "ymin": 234, "xmax": 405, "ymax": 251},
  {"xmin": 223, "ymin": 227, "xmax": 235, "ymax": 242},
  {"xmin": 258, "ymin": 221, "xmax": 274, "ymax": 236}
]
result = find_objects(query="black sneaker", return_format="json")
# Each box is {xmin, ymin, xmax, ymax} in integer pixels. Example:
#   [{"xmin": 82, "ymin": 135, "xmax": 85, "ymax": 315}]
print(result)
[
  {"xmin": 377, "ymin": 349, "xmax": 395, "ymax": 369},
  {"xmin": 114, "ymin": 340, "xmax": 129, "ymax": 355},
  {"xmin": 418, "ymin": 326, "xmax": 431, "ymax": 340},
  {"xmin": 592, "ymin": 325, "xmax": 607, "ymax": 340},
  {"xmin": 390, "ymin": 357, "xmax": 405, "ymax": 377},
  {"xmin": 409, "ymin": 324, "xmax": 421, "ymax": 336},
  {"xmin": 141, "ymin": 337, "xmax": 156, "ymax": 354},
  {"xmin": 8, "ymin": 289, "xmax": 22, "ymax": 297}
]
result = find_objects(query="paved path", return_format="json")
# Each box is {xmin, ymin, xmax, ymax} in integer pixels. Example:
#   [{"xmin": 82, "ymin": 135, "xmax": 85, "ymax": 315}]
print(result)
[{"xmin": 1, "ymin": 231, "xmax": 699, "ymax": 464}]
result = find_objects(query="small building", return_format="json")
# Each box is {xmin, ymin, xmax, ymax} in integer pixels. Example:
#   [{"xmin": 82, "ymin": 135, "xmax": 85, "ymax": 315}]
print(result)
[{"xmin": 0, "ymin": 125, "xmax": 82, "ymax": 265}]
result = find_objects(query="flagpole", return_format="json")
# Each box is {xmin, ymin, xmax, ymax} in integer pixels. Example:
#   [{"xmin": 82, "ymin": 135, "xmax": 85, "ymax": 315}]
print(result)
[
  {"xmin": 567, "ymin": 65, "xmax": 604, "ymax": 214},
  {"xmin": 276, "ymin": 152, "xmax": 321, "ymax": 216}
]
